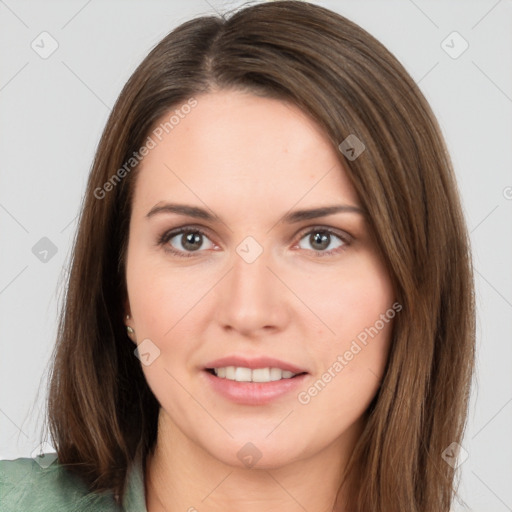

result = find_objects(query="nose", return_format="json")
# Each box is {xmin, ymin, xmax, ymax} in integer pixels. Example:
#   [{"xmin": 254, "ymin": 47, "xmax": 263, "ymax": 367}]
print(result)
[{"xmin": 215, "ymin": 247, "xmax": 291, "ymax": 337}]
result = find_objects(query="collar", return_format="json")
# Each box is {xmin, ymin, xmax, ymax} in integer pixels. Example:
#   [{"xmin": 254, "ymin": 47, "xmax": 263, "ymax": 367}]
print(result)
[{"xmin": 121, "ymin": 443, "xmax": 148, "ymax": 512}]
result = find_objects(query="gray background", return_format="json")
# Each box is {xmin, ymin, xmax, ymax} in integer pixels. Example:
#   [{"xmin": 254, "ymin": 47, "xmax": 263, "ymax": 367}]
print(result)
[{"xmin": 1, "ymin": 0, "xmax": 511, "ymax": 510}]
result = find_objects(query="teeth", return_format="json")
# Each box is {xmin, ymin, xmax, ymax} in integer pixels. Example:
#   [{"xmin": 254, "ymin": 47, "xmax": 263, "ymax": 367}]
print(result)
[
  {"xmin": 269, "ymin": 368, "xmax": 282, "ymax": 381},
  {"xmin": 212, "ymin": 366, "xmax": 299, "ymax": 383},
  {"xmin": 225, "ymin": 366, "xmax": 236, "ymax": 379},
  {"xmin": 252, "ymin": 368, "xmax": 270, "ymax": 382},
  {"xmin": 235, "ymin": 367, "xmax": 252, "ymax": 382}
]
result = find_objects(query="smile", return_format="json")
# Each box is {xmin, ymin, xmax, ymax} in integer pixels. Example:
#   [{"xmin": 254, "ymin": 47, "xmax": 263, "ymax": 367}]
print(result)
[
  {"xmin": 208, "ymin": 366, "xmax": 302, "ymax": 383},
  {"xmin": 202, "ymin": 357, "xmax": 309, "ymax": 405}
]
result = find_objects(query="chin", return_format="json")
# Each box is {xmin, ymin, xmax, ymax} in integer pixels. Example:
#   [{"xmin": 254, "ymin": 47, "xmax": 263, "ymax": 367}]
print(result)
[{"xmin": 198, "ymin": 434, "xmax": 310, "ymax": 471}]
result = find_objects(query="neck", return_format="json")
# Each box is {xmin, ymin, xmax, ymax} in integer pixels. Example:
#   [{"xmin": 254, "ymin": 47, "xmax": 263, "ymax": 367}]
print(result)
[{"xmin": 144, "ymin": 410, "xmax": 362, "ymax": 512}]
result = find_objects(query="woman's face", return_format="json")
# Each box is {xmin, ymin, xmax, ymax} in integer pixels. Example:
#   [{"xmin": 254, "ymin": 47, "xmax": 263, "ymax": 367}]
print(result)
[{"xmin": 125, "ymin": 90, "xmax": 396, "ymax": 469}]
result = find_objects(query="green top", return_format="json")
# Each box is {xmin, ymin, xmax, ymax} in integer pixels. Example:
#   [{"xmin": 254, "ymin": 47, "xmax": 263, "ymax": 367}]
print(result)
[{"xmin": 0, "ymin": 448, "xmax": 147, "ymax": 512}]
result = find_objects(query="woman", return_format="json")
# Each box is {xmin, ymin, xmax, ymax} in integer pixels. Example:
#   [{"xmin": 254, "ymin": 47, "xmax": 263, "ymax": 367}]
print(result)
[{"xmin": 0, "ymin": 1, "xmax": 475, "ymax": 511}]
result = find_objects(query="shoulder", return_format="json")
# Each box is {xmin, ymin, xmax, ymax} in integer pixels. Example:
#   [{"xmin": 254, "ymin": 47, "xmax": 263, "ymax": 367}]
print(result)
[{"xmin": 0, "ymin": 455, "xmax": 118, "ymax": 512}]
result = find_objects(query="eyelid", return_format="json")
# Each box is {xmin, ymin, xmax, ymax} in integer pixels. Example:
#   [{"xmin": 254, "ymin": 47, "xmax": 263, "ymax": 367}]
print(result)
[{"xmin": 294, "ymin": 224, "xmax": 353, "ymax": 244}]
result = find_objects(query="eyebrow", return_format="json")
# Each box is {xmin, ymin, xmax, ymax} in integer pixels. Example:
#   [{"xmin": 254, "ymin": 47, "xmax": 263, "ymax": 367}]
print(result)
[{"xmin": 146, "ymin": 202, "xmax": 366, "ymax": 223}]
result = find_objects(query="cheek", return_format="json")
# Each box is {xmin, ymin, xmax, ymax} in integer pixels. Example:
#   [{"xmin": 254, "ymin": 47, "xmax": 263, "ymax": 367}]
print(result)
[
  {"xmin": 302, "ymin": 251, "xmax": 395, "ymax": 342},
  {"xmin": 126, "ymin": 252, "xmax": 214, "ymax": 392},
  {"xmin": 126, "ymin": 246, "xmax": 204, "ymax": 334},
  {"xmin": 296, "ymin": 253, "xmax": 395, "ymax": 405},
  {"xmin": 297, "ymin": 317, "xmax": 393, "ymax": 426}
]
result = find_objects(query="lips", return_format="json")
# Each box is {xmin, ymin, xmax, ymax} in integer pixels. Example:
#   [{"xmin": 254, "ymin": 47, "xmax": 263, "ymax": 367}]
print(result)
[{"xmin": 202, "ymin": 355, "xmax": 309, "ymax": 404}]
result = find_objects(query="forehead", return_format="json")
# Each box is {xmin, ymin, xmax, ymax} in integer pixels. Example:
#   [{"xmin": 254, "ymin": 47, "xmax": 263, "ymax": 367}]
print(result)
[{"xmin": 132, "ymin": 90, "xmax": 361, "ymax": 215}]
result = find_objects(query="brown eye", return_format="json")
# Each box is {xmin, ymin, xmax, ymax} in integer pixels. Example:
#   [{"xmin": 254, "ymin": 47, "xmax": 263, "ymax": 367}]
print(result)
[
  {"xmin": 296, "ymin": 228, "xmax": 350, "ymax": 257},
  {"xmin": 159, "ymin": 228, "xmax": 214, "ymax": 257},
  {"xmin": 175, "ymin": 231, "xmax": 204, "ymax": 251}
]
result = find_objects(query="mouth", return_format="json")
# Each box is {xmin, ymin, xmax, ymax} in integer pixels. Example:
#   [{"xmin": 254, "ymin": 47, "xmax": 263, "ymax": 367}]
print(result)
[
  {"xmin": 205, "ymin": 366, "xmax": 307, "ymax": 383},
  {"xmin": 202, "ymin": 357, "xmax": 309, "ymax": 405}
]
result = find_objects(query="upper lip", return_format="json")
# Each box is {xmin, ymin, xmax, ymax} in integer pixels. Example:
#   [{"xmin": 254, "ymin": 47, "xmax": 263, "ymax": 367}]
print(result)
[{"xmin": 204, "ymin": 356, "xmax": 308, "ymax": 374}]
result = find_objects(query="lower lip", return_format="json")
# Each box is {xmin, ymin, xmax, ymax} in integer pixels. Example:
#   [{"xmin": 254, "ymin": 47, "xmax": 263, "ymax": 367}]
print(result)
[{"xmin": 202, "ymin": 370, "xmax": 308, "ymax": 405}]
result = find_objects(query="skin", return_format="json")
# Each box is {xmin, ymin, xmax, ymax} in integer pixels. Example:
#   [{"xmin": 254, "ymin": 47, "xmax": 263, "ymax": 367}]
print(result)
[{"xmin": 124, "ymin": 89, "xmax": 396, "ymax": 512}]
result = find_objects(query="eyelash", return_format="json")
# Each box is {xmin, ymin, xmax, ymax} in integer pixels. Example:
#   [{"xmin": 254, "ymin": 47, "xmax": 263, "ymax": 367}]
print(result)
[{"xmin": 157, "ymin": 225, "xmax": 352, "ymax": 259}]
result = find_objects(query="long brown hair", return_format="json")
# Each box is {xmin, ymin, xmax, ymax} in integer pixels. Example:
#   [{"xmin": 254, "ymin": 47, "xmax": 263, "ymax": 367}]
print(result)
[{"xmin": 41, "ymin": 1, "xmax": 476, "ymax": 510}]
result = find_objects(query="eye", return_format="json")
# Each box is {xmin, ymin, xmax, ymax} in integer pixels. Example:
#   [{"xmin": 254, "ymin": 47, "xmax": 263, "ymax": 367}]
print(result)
[
  {"xmin": 157, "ymin": 225, "xmax": 352, "ymax": 259},
  {"xmin": 295, "ymin": 227, "xmax": 351, "ymax": 257},
  {"xmin": 158, "ymin": 227, "xmax": 215, "ymax": 258}
]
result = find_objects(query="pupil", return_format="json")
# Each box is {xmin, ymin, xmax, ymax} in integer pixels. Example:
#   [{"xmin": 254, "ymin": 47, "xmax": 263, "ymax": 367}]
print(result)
[
  {"xmin": 183, "ymin": 232, "xmax": 202, "ymax": 251},
  {"xmin": 311, "ymin": 232, "xmax": 329, "ymax": 250}
]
